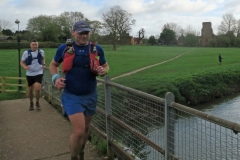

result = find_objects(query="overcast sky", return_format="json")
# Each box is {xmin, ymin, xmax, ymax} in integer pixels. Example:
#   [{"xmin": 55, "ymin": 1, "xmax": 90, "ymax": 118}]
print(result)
[{"xmin": 1, "ymin": 0, "xmax": 240, "ymax": 38}]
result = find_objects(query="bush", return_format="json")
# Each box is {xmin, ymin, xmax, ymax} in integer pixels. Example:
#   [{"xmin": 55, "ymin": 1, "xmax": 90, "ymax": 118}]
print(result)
[{"xmin": 174, "ymin": 70, "xmax": 240, "ymax": 105}]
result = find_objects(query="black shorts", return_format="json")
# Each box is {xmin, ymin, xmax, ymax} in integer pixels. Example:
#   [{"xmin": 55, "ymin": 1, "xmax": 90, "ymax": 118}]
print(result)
[{"xmin": 26, "ymin": 74, "xmax": 43, "ymax": 87}]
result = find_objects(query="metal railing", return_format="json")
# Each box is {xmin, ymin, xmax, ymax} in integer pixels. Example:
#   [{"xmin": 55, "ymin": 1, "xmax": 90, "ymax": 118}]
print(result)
[{"xmin": 41, "ymin": 68, "xmax": 240, "ymax": 160}]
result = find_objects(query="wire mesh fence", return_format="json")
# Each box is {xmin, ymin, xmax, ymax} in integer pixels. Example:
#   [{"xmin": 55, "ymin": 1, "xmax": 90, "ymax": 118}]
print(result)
[
  {"xmin": 42, "ymin": 68, "xmax": 240, "ymax": 160},
  {"xmin": 171, "ymin": 101, "xmax": 240, "ymax": 160}
]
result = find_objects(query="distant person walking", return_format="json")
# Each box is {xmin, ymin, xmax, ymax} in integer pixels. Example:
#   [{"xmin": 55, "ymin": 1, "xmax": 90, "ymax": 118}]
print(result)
[
  {"xmin": 20, "ymin": 39, "xmax": 46, "ymax": 110},
  {"xmin": 219, "ymin": 54, "xmax": 223, "ymax": 65}
]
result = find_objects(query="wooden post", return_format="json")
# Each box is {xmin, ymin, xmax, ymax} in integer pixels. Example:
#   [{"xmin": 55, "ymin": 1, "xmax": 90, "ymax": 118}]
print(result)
[{"xmin": 2, "ymin": 77, "xmax": 5, "ymax": 93}]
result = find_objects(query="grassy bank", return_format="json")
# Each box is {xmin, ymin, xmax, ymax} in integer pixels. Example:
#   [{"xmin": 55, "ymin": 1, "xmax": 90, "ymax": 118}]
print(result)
[
  {"xmin": 1, "ymin": 46, "xmax": 240, "ymax": 105},
  {"xmin": 113, "ymin": 47, "xmax": 240, "ymax": 105}
]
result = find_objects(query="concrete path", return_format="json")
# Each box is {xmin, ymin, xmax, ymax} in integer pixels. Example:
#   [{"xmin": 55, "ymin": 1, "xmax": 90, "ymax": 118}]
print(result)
[
  {"xmin": 0, "ymin": 49, "xmax": 194, "ymax": 160},
  {"xmin": 0, "ymin": 98, "xmax": 105, "ymax": 160}
]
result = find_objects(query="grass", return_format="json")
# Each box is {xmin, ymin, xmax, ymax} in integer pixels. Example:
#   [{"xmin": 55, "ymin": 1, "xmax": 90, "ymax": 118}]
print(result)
[
  {"xmin": 0, "ymin": 92, "xmax": 26, "ymax": 101},
  {"xmin": 113, "ymin": 47, "xmax": 240, "ymax": 86},
  {"xmin": 0, "ymin": 46, "xmax": 192, "ymax": 77},
  {"xmin": 112, "ymin": 47, "xmax": 240, "ymax": 104},
  {"xmin": 1, "ymin": 45, "xmax": 240, "ymax": 103}
]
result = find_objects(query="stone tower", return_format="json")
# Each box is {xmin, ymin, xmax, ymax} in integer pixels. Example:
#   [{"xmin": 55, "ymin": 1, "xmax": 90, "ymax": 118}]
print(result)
[{"xmin": 200, "ymin": 22, "xmax": 214, "ymax": 46}]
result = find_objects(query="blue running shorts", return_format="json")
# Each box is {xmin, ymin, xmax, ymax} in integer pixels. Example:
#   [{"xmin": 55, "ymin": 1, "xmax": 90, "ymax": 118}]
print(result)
[{"xmin": 61, "ymin": 89, "xmax": 98, "ymax": 116}]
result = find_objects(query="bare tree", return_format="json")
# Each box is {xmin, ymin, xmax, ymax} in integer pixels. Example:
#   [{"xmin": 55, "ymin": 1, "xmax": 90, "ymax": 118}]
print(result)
[
  {"xmin": 102, "ymin": 5, "xmax": 136, "ymax": 50},
  {"xmin": 87, "ymin": 20, "xmax": 102, "ymax": 35},
  {"xmin": 185, "ymin": 24, "xmax": 197, "ymax": 35},
  {"xmin": 59, "ymin": 11, "xmax": 85, "ymax": 33},
  {"xmin": 218, "ymin": 13, "xmax": 236, "ymax": 35},
  {"xmin": 136, "ymin": 28, "xmax": 145, "ymax": 44},
  {"xmin": 179, "ymin": 29, "xmax": 185, "ymax": 36},
  {"xmin": 162, "ymin": 22, "xmax": 182, "ymax": 38},
  {"xmin": 0, "ymin": 19, "xmax": 12, "ymax": 33},
  {"xmin": 236, "ymin": 19, "xmax": 240, "ymax": 37},
  {"xmin": 87, "ymin": 20, "xmax": 102, "ymax": 42}
]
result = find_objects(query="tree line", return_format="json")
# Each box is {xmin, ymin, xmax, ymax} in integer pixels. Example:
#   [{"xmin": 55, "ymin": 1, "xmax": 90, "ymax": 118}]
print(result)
[
  {"xmin": 148, "ymin": 13, "xmax": 240, "ymax": 47},
  {"xmin": 0, "ymin": 6, "xmax": 136, "ymax": 50},
  {"xmin": 1, "ymin": 7, "xmax": 240, "ymax": 48}
]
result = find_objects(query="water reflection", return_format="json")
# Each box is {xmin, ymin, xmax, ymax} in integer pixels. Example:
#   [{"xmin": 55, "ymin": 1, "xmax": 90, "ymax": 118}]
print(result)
[
  {"xmin": 146, "ymin": 93, "xmax": 240, "ymax": 160},
  {"xmin": 194, "ymin": 93, "xmax": 240, "ymax": 123}
]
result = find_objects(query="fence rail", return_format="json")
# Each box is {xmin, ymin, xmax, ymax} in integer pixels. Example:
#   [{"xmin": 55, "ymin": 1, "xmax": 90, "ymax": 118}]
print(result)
[
  {"xmin": 40, "ymin": 69, "xmax": 240, "ymax": 160},
  {"xmin": 0, "ymin": 76, "xmax": 27, "ymax": 94}
]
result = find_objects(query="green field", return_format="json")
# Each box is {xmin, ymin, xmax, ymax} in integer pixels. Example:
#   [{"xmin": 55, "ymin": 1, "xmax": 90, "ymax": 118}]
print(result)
[
  {"xmin": 0, "ymin": 46, "xmax": 192, "ymax": 77},
  {"xmin": 1, "ymin": 45, "xmax": 240, "ymax": 104}
]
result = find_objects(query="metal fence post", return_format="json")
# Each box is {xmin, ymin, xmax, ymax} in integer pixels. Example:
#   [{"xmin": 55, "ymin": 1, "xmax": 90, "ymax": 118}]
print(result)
[
  {"xmin": 104, "ymin": 76, "xmax": 114, "ymax": 159},
  {"xmin": 50, "ymin": 83, "xmax": 53, "ymax": 104},
  {"xmin": 165, "ymin": 92, "xmax": 175, "ymax": 160}
]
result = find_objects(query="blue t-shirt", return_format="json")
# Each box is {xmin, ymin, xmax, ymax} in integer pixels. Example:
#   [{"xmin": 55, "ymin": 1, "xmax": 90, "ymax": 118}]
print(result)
[{"xmin": 54, "ymin": 41, "xmax": 106, "ymax": 95}]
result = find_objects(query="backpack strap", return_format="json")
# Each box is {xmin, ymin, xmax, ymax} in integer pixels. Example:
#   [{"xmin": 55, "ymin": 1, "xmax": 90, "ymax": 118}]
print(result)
[
  {"xmin": 37, "ymin": 49, "xmax": 43, "ymax": 65},
  {"xmin": 90, "ymin": 42, "xmax": 97, "ymax": 53},
  {"xmin": 61, "ymin": 39, "xmax": 75, "ymax": 73},
  {"xmin": 89, "ymin": 42, "xmax": 100, "ymax": 76},
  {"xmin": 26, "ymin": 49, "xmax": 43, "ymax": 65},
  {"xmin": 62, "ymin": 39, "xmax": 75, "ymax": 58},
  {"xmin": 26, "ymin": 50, "xmax": 32, "ymax": 65}
]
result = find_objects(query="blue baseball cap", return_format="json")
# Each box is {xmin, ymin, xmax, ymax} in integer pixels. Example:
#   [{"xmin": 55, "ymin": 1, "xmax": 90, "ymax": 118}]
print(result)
[{"xmin": 72, "ymin": 20, "xmax": 91, "ymax": 33}]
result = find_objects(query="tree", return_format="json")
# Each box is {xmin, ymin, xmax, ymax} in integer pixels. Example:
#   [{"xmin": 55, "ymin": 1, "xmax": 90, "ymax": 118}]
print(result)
[
  {"xmin": 136, "ymin": 28, "xmax": 145, "ymax": 44},
  {"xmin": 102, "ymin": 5, "xmax": 136, "ymax": 50},
  {"xmin": 162, "ymin": 22, "xmax": 182, "ymax": 39},
  {"xmin": 2, "ymin": 29, "xmax": 13, "ymax": 36},
  {"xmin": 88, "ymin": 20, "xmax": 102, "ymax": 42},
  {"xmin": 0, "ymin": 19, "xmax": 12, "ymax": 30},
  {"xmin": 184, "ymin": 33, "xmax": 199, "ymax": 46},
  {"xmin": 160, "ymin": 28, "xmax": 176, "ymax": 45},
  {"xmin": 41, "ymin": 23, "xmax": 59, "ymax": 42},
  {"xmin": 26, "ymin": 15, "xmax": 61, "ymax": 41},
  {"xmin": 185, "ymin": 24, "xmax": 197, "ymax": 35},
  {"xmin": 236, "ymin": 19, "xmax": 240, "ymax": 37},
  {"xmin": 148, "ymin": 35, "xmax": 156, "ymax": 46},
  {"xmin": 216, "ymin": 35, "xmax": 230, "ymax": 47},
  {"xmin": 58, "ymin": 11, "xmax": 85, "ymax": 40},
  {"xmin": 209, "ymin": 39, "xmax": 217, "ymax": 47},
  {"xmin": 59, "ymin": 12, "xmax": 84, "ymax": 30},
  {"xmin": 225, "ymin": 31, "xmax": 236, "ymax": 46},
  {"xmin": 236, "ymin": 37, "xmax": 240, "ymax": 47},
  {"xmin": 21, "ymin": 30, "xmax": 36, "ymax": 41},
  {"xmin": 218, "ymin": 13, "xmax": 236, "ymax": 35}
]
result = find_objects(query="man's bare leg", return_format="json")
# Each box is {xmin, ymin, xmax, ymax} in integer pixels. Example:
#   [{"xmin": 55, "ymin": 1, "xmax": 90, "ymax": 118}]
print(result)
[
  {"xmin": 29, "ymin": 85, "xmax": 34, "ymax": 102},
  {"xmin": 79, "ymin": 116, "xmax": 93, "ymax": 160},
  {"xmin": 68, "ymin": 113, "xmax": 85, "ymax": 159},
  {"xmin": 28, "ymin": 85, "xmax": 34, "ymax": 110},
  {"xmin": 34, "ymin": 82, "xmax": 42, "ymax": 109}
]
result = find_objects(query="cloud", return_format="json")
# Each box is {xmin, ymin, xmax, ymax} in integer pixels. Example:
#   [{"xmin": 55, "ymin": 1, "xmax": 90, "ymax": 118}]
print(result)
[{"xmin": 1, "ymin": 0, "xmax": 239, "ymax": 37}]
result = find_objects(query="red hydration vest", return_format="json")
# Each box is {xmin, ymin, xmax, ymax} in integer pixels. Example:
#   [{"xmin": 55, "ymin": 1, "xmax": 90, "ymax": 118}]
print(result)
[{"xmin": 62, "ymin": 41, "xmax": 100, "ymax": 76}]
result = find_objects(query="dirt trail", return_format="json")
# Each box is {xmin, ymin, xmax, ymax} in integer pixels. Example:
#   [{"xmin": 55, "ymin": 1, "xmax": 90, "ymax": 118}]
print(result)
[{"xmin": 111, "ymin": 49, "xmax": 194, "ymax": 80}]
